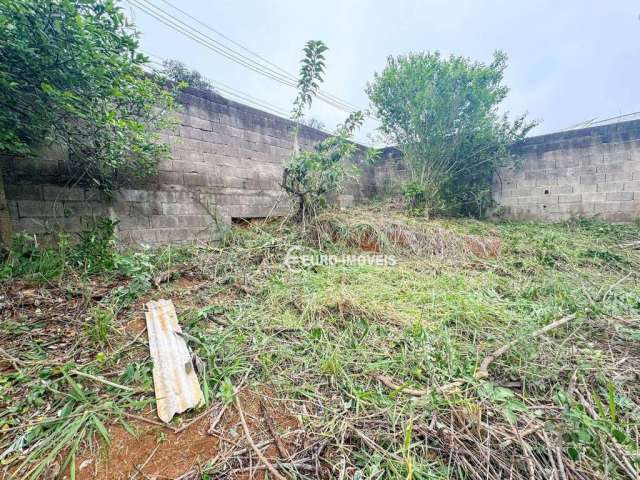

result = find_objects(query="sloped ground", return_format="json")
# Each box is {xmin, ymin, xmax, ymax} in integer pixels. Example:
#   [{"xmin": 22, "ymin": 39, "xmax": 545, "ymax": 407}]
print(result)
[{"xmin": 1, "ymin": 207, "xmax": 639, "ymax": 479}]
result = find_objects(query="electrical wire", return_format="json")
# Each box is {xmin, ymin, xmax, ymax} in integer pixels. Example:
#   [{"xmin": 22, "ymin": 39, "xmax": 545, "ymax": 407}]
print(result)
[
  {"xmin": 125, "ymin": 0, "xmax": 376, "ymax": 119},
  {"xmin": 126, "ymin": 0, "xmax": 365, "ymax": 115},
  {"xmin": 155, "ymin": 0, "xmax": 363, "ymax": 112}
]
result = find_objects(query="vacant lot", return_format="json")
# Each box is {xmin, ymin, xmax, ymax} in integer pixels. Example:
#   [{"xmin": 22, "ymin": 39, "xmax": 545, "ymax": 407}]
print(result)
[{"xmin": 1, "ymin": 207, "xmax": 639, "ymax": 479}]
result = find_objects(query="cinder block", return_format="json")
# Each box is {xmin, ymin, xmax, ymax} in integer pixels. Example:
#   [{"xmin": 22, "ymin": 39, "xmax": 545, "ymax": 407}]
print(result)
[
  {"xmin": 117, "ymin": 215, "xmax": 151, "ymax": 229},
  {"xmin": 176, "ymin": 113, "xmax": 212, "ymax": 131},
  {"xmin": 550, "ymin": 202, "xmax": 593, "ymax": 214},
  {"xmin": 536, "ymin": 185, "xmax": 574, "ymax": 195},
  {"xmin": 536, "ymin": 177, "xmax": 559, "ymax": 186},
  {"xmin": 597, "ymin": 162, "xmax": 625, "ymax": 174},
  {"xmin": 8, "ymin": 201, "xmax": 19, "ymax": 218},
  {"xmin": 594, "ymin": 202, "xmax": 623, "ymax": 213},
  {"xmin": 158, "ymin": 171, "xmax": 184, "ymax": 185},
  {"xmin": 117, "ymin": 190, "xmax": 149, "ymax": 202},
  {"xmin": 606, "ymin": 171, "xmax": 633, "ymax": 182},
  {"xmin": 558, "ymin": 193, "xmax": 582, "ymax": 203},
  {"xmin": 183, "ymin": 173, "xmax": 208, "ymax": 186},
  {"xmin": 606, "ymin": 192, "xmax": 634, "ymax": 202},
  {"xmin": 33, "ymin": 143, "xmax": 68, "ymax": 164},
  {"xmin": 555, "ymin": 155, "xmax": 580, "ymax": 168},
  {"xmin": 17, "ymin": 200, "xmax": 64, "ymax": 218},
  {"xmin": 6, "ymin": 184, "xmax": 44, "ymax": 201},
  {"xmin": 582, "ymin": 192, "xmax": 606, "ymax": 203},
  {"xmin": 129, "ymin": 201, "xmax": 162, "ymax": 216},
  {"xmin": 162, "ymin": 202, "xmax": 206, "ymax": 215},
  {"xmin": 46, "ymin": 216, "xmax": 84, "ymax": 232},
  {"xmin": 171, "ymin": 160, "xmax": 210, "ymax": 174},
  {"xmin": 580, "ymin": 155, "xmax": 602, "ymax": 166},
  {"xmin": 580, "ymin": 174, "xmax": 606, "ymax": 185},
  {"xmin": 568, "ymin": 166, "xmax": 597, "ymax": 176},
  {"xmin": 154, "ymin": 228, "xmax": 195, "ymax": 242},
  {"xmin": 42, "ymin": 185, "xmax": 84, "ymax": 201},
  {"xmin": 151, "ymin": 215, "xmax": 180, "ymax": 228},
  {"xmin": 62, "ymin": 201, "xmax": 95, "ymax": 217},
  {"xmin": 84, "ymin": 189, "xmax": 104, "ymax": 202},
  {"xmin": 623, "ymin": 181, "xmax": 640, "ymax": 191},
  {"xmin": 157, "ymin": 158, "xmax": 174, "ymax": 171},
  {"xmin": 178, "ymin": 215, "xmax": 214, "ymax": 227},
  {"xmin": 596, "ymin": 182, "xmax": 624, "ymax": 192},
  {"xmin": 173, "ymin": 149, "xmax": 205, "ymax": 163},
  {"xmin": 603, "ymin": 150, "xmax": 630, "ymax": 163},
  {"xmin": 12, "ymin": 217, "xmax": 48, "ymax": 233}
]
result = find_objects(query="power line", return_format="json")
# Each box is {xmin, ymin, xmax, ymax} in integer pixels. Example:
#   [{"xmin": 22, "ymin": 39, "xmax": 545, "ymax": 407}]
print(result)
[
  {"xmin": 125, "ymin": 0, "xmax": 367, "ymax": 115},
  {"xmin": 127, "ymin": 0, "xmax": 298, "ymax": 87},
  {"xmin": 155, "ymin": 0, "xmax": 363, "ymax": 112},
  {"xmin": 144, "ymin": 54, "xmax": 387, "ymax": 147}
]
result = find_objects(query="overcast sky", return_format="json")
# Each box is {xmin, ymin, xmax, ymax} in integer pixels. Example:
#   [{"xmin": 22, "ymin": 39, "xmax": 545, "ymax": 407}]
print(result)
[{"xmin": 124, "ymin": 0, "xmax": 640, "ymax": 145}]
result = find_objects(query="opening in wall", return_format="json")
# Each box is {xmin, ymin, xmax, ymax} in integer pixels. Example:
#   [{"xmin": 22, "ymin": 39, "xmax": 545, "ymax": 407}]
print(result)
[{"xmin": 231, "ymin": 217, "xmax": 267, "ymax": 227}]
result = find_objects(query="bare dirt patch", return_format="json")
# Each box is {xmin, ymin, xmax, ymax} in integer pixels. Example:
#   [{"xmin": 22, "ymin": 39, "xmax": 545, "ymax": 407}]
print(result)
[{"xmin": 74, "ymin": 389, "xmax": 301, "ymax": 480}]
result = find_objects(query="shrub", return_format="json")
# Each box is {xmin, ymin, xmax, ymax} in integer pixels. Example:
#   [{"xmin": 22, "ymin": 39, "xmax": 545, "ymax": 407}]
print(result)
[
  {"xmin": 367, "ymin": 51, "xmax": 536, "ymax": 217},
  {"xmin": 0, "ymin": 218, "xmax": 118, "ymax": 280},
  {"xmin": 282, "ymin": 40, "xmax": 366, "ymax": 221},
  {"xmin": 0, "ymin": 0, "xmax": 177, "ymax": 193}
]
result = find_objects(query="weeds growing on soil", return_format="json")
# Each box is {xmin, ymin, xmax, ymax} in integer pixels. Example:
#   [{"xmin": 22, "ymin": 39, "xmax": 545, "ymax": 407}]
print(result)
[{"xmin": 1, "ymin": 208, "xmax": 639, "ymax": 479}]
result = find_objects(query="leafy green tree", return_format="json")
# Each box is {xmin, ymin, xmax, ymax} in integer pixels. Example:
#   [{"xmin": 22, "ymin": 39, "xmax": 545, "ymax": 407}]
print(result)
[
  {"xmin": 367, "ymin": 51, "xmax": 536, "ymax": 217},
  {"xmin": 0, "ymin": 0, "xmax": 176, "ymax": 244},
  {"xmin": 161, "ymin": 59, "xmax": 215, "ymax": 92},
  {"xmin": 282, "ymin": 41, "xmax": 365, "ymax": 221}
]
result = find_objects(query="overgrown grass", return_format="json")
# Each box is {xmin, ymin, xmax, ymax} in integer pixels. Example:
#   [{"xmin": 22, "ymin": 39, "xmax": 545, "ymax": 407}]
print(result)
[{"xmin": 1, "ymin": 209, "xmax": 639, "ymax": 479}]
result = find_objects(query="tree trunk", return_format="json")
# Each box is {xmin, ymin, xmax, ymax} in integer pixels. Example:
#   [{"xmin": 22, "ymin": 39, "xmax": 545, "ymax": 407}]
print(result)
[{"xmin": 0, "ymin": 164, "xmax": 12, "ymax": 248}]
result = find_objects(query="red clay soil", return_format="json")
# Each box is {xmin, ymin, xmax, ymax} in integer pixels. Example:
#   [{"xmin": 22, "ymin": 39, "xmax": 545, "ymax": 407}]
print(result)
[
  {"xmin": 74, "ymin": 390, "xmax": 301, "ymax": 480},
  {"xmin": 359, "ymin": 234, "xmax": 381, "ymax": 252}
]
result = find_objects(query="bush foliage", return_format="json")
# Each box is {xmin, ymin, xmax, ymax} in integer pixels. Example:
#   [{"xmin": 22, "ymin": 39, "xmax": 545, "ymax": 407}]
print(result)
[
  {"xmin": 0, "ymin": 0, "xmax": 177, "ymax": 193},
  {"xmin": 367, "ymin": 51, "xmax": 536, "ymax": 217}
]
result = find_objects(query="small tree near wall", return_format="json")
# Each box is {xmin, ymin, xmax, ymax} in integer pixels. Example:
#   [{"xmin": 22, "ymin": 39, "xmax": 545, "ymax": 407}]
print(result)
[
  {"xmin": 0, "ymin": 0, "xmax": 177, "ymax": 246},
  {"xmin": 367, "ymin": 51, "xmax": 536, "ymax": 217},
  {"xmin": 282, "ymin": 40, "xmax": 366, "ymax": 222}
]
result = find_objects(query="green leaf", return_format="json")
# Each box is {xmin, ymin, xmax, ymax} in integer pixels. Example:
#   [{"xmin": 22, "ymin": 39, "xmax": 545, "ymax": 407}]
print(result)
[
  {"xmin": 567, "ymin": 446, "xmax": 579, "ymax": 461},
  {"xmin": 92, "ymin": 415, "xmax": 111, "ymax": 445}
]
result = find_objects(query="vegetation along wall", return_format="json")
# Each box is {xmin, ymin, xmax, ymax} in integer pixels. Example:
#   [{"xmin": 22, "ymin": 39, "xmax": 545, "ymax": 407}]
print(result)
[
  {"xmin": 3, "ymin": 87, "xmax": 404, "ymax": 245},
  {"xmin": 5, "ymin": 91, "xmax": 640, "ymax": 246},
  {"xmin": 495, "ymin": 119, "xmax": 640, "ymax": 222}
]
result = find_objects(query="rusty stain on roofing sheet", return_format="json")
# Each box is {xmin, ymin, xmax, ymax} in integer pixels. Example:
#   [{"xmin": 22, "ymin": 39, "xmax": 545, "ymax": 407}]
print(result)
[{"xmin": 145, "ymin": 299, "xmax": 204, "ymax": 423}]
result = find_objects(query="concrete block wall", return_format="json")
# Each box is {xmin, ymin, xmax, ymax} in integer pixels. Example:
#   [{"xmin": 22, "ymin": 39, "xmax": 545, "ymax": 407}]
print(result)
[
  {"xmin": 3, "ymin": 87, "xmax": 402, "ymax": 245},
  {"xmin": 494, "ymin": 119, "xmax": 640, "ymax": 221}
]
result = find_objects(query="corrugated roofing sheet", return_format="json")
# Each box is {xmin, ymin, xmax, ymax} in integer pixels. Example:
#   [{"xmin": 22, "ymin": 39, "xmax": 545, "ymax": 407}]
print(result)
[{"xmin": 145, "ymin": 299, "xmax": 204, "ymax": 423}]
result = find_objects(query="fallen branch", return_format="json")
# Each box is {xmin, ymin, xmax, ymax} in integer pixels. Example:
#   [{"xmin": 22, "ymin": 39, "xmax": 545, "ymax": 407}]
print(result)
[
  {"xmin": 70, "ymin": 369, "xmax": 135, "ymax": 392},
  {"xmin": 174, "ymin": 401, "xmax": 223, "ymax": 434},
  {"xmin": 260, "ymin": 398, "xmax": 290, "ymax": 459},
  {"xmin": 475, "ymin": 315, "xmax": 576, "ymax": 380},
  {"xmin": 206, "ymin": 403, "xmax": 227, "ymax": 435},
  {"xmin": 234, "ymin": 392, "xmax": 287, "ymax": 480},
  {"xmin": 348, "ymin": 425, "xmax": 403, "ymax": 463},
  {"xmin": 130, "ymin": 443, "xmax": 160, "ymax": 480},
  {"xmin": 374, "ymin": 374, "xmax": 427, "ymax": 396}
]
